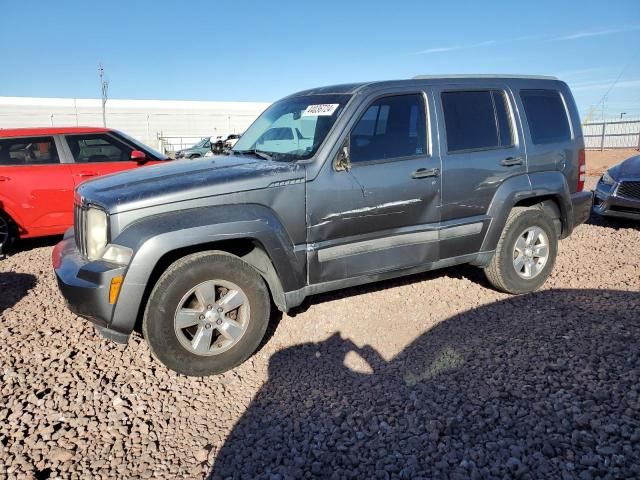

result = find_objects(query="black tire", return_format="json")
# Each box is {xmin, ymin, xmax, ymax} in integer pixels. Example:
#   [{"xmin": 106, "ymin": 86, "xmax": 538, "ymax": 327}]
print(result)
[
  {"xmin": 142, "ymin": 251, "xmax": 270, "ymax": 376},
  {"xmin": 0, "ymin": 211, "xmax": 16, "ymax": 253},
  {"xmin": 484, "ymin": 207, "xmax": 558, "ymax": 294},
  {"xmin": 189, "ymin": 154, "xmax": 201, "ymax": 159}
]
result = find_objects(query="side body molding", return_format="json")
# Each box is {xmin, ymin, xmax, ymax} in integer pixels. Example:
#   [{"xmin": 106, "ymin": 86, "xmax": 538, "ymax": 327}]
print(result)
[{"xmin": 109, "ymin": 204, "xmax": 305, "ymax": 334}]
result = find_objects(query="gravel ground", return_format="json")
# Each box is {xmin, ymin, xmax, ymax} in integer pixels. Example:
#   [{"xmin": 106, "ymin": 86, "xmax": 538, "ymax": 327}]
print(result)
[{"xmin": 1, "ymin": 177, "xmax": 639, "ymax": 479}]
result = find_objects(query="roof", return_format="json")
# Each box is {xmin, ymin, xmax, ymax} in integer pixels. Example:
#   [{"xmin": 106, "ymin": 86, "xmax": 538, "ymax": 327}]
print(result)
[
  {"xmin": 288, "ymin": 74, "xmax": 562, "ymax": 98},
  {"xmin": 0, "ymin": 126, "xmax": 110, "ymax": 138},
  {"xmin": 286, "ymin": 83, "xmax": 369, "ymax": 97},
  {"xmin": 412, "ymin": 74, "xmax": 558, "ymax": 80}
]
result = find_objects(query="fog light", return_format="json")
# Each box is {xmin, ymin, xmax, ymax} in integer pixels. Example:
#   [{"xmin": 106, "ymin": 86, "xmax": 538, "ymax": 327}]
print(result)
[{"xmin": 109, "ymin": 276, "xmax": 123, "ymax": 304}]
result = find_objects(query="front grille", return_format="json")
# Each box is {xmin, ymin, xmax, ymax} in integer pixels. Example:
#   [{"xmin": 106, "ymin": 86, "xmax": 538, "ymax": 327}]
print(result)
[
  {"xmin": 74, "ymin": 204, "xmax": 87, "ymax": 257},
  {"xmin": 618, "ymin": 181, "xmax": 640, "ymax": 200}
]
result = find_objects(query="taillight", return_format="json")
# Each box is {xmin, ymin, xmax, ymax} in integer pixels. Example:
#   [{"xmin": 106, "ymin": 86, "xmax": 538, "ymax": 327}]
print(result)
[{"xmin": 577, "ymin": 148, "xmax": 586, "ymax": 192}]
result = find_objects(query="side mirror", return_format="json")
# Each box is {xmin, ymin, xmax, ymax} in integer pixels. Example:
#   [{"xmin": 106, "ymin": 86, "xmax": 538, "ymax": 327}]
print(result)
[
  {"xmin": 131, "ymin": 150, "xmax": 147, "ymax": 163},
  {"xmin": 335, "ymin": 140, "xmax": 351, "ymax": 171}
]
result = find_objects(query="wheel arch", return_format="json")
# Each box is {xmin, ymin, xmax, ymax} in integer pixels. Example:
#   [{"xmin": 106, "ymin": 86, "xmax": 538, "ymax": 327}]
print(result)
[
  {"xmin": 139, "ymin": 239, "xmax": 287, "ymax": 327},
  {"xmin": 0, "ymin": 196, "xmax": 26, "ymax": 237},
  {"xmin": 480, "ymin": 172, "xmax": 573, "ymax": 254},
  {"xmin": 108, "ymin": 206, "xmax": 305, "ymax": 335}
]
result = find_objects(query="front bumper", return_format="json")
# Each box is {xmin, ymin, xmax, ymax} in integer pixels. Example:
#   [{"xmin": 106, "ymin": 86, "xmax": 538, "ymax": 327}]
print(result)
[
  {"xmin": 52, "ymin": 232, "xmax": 130, "ymax": 343},
  {"xmin": 593, "ymin": 183, "xmax": 640, "ymax": 221},
  {"xmin": 571, "ymin": 190, "xmax": 594, "ymax": 229}
]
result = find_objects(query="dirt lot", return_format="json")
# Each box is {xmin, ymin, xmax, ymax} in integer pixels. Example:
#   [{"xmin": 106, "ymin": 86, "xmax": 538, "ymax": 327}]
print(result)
[
  {"xmin": 1, "ymin": 176, "xmax": 639, "ymax": 479},
  {"xmin": 586, "ymin": 148, "xmax": 638, "ymax": 175}
]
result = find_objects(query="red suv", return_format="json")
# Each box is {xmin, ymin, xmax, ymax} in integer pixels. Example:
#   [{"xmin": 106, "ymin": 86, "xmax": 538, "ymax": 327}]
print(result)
[{"xmin": 0, "ymin": 127, "xmax": 169, "ymax": 251}]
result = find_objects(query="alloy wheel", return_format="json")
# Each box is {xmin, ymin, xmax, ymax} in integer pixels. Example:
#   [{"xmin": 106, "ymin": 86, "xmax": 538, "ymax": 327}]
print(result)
[
  {"xmin": 512, "ymin": 226, "xmax": 549, "ymax": 279},
  {"xmin": 173, "ymin": 279, "xmax": 250, "ymax": 356}
]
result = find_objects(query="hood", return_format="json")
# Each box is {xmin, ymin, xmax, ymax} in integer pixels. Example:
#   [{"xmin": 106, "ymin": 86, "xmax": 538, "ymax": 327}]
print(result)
[
  {"xmin": 610, "ymin": 155, "xmax": 640, "ymax": 180},
  {"xmin": 76, "ymin": 154, "xmax": 306, "ymax": 214}
]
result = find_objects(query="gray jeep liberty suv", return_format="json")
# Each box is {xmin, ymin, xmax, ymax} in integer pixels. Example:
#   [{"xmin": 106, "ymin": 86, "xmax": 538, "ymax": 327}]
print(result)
[{"xmin": 54, "ymin": 75, "xmax": 592, "ymax": 376}]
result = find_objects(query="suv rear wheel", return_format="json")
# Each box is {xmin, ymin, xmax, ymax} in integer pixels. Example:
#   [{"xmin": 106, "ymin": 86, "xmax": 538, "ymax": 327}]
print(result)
[
  {"xmin": 484, "ymin": 207, "xmax": 558, "ymax": 294},
  {"xmin": 142, "ymin": 251, "xmax": 270, "ymax": 376}
]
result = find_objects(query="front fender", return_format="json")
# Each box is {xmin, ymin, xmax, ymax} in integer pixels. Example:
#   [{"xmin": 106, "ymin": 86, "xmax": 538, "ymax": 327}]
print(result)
[{"xmin": 109, "ymin": 204, "xmax": 305, "ymax": 334}]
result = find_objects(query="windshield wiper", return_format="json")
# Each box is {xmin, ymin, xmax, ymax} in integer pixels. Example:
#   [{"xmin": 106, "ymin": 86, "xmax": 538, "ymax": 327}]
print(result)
[{"xmin": 234, "ymin": 149, "xmax": 272, "ymax": 161}]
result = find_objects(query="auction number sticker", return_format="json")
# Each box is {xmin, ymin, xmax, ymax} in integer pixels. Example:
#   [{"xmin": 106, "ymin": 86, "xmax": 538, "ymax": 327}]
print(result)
[{"xmin": 302, "ymin": 104, "xmax": 340, "ymax": 116}]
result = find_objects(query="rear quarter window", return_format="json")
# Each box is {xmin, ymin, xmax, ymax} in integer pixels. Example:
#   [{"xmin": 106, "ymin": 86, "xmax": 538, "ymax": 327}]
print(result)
[{"xmin": 520, "ymin": 89, "xmax": 571, "ymax": 144}]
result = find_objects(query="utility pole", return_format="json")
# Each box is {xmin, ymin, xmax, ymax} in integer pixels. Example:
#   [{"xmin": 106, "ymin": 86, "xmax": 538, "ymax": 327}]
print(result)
[
  {"xmin": 98, "ymin": 63, "xmax": 109, "ymax": 127},
  {"xmin": 620, "ymin": 112, "xmax": 627, "ymax": 120}
]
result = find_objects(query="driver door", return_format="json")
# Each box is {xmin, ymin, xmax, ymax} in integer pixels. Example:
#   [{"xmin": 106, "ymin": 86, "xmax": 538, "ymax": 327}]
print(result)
[
  {"xmin": 306, "ymin": 91, "xmax": 442, "ymax": 284},
  {"xmin": 63, "ymin": 132, "xmax": 139, "ymax": 186}
]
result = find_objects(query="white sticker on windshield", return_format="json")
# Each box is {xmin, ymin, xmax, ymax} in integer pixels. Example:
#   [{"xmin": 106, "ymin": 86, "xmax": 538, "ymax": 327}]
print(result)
[{"xmin": 302, "ymin": 104, "xmax": 340, "ymax": 117}]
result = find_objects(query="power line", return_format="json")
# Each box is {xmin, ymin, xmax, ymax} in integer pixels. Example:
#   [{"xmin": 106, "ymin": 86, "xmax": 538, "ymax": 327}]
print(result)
[{"xmin": 595, "ymin": 48, "xmax": 640, "ymax": 120}]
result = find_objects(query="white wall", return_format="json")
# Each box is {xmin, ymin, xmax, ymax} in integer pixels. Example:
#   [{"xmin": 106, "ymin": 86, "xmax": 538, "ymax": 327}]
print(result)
[{"xmin": 0, "ymin": 96, "xmax": 270, "ymax": 150}]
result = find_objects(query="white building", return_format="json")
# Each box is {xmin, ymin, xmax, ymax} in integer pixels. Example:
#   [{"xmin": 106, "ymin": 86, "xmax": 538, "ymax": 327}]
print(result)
[{"xmin": 0, "ymin": 96, "xmax": 270, "ymax": 152}]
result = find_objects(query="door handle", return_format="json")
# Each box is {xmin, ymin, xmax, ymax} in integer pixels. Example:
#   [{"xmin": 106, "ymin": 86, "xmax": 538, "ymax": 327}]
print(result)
[
  {"xmin": 0, "ymin": 176, "xmax": 9, "ymax": 182},
  {"xmin": 412, "ymin": 167, "xmax": 440, "ymax": 179},
  {"xmin": 501, "ymin": 156, "xmax": 524, "ymax": 167},
  {"xmin": 77, "ymin": 171, "xmax": 98, "ymax": 177}
]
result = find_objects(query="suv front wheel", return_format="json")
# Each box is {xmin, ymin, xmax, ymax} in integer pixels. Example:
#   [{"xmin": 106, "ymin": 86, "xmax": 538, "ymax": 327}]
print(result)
[
  {"xmin": 142, "ymin": 251, "xmax": 270, "ymax": 376},
  {"xmin": 484, "ymin": 207, "xmax": 558, "ymax": 294}
]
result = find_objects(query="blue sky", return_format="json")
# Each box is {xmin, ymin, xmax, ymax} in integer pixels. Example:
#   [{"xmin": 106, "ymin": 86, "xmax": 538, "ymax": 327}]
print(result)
[{"xmin": 1, "ymin": 0, "xmax": 639, "ymax": 119}]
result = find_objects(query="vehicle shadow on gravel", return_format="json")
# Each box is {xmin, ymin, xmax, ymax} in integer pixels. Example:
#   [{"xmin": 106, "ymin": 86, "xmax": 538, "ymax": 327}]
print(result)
[
  {"xmin": 210, "ymin": 288, "xmax": 640, "ymax": 479},
  {"xmin": 290, "ymin": 264, "xmax": 490, "ymax": 315},
  {"xmin": 0, "ymin": 272, "xmax": 37, "ymax": 315},
  {"xmin": 7, "ymin": 235, "xmax": 63, "ymax": 255}
]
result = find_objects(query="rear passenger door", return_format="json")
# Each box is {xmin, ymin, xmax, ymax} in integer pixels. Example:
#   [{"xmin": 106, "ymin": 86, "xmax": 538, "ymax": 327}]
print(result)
[
  {"xmin": 436, "ymin": 86, "xmax": 526, "ymax": 258},
  {"xmin": 63, "ymin": 133, "xmax": 139, "ymax": 186}
]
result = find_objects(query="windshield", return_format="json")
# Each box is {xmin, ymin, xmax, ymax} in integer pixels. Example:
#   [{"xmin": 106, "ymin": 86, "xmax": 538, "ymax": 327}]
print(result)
[{"xmin": 233, "ymin": 94, "xmax": 351, "ymax": 161}]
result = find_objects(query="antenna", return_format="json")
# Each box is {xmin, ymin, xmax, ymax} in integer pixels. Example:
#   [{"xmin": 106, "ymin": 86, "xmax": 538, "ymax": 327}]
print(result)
[{"xmin": 98, "ymin": 63, "xmax": 109, "ymax": 127}]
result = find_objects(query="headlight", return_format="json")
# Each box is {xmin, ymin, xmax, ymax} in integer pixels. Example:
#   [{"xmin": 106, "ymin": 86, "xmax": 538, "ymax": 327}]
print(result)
[
  {"xmin": 86, "ymin": 208, "xmax": 108, "ymax": 260},
  {"xmin": 600, "ymin": 170, "xmax": 615, "ymax": 185},
  {"xmin": 102, "ymin": 244, "xmax": 133, "ymax": 265}
]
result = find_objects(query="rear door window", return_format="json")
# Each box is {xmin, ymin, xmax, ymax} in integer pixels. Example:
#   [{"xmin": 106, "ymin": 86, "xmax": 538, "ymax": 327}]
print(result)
[
  {"xmin": 441, "ymin": 90, "xmax": 514, "ymax": 152},
  {"xmin": 520, "ymin": 89, "xmax": 571, "ymax": 144},
  {"xmin": 65, "ymin": 134, "xmax": 134, "ymax": 163},
  {"xmin": 0, "ymin": 136, "xmax": 60, "ymax": 165},
  {"xmin": 350, "ymin": 94, "xmax": 427, "ymax": 163}
]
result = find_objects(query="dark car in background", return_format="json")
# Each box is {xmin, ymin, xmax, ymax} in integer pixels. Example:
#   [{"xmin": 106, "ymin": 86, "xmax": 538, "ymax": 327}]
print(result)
[
  {"xmin": 593, "ymin": 155, "xmax": 640, "ymax": 220},
  {"xmin": 174, "ymin": 137, "xmax": 213, "ymax": 159}
]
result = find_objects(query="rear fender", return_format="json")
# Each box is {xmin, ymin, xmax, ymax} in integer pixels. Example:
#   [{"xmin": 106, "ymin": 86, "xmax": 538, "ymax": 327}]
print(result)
[{"xmin": 480, "ymin": 171, "xmax": 573, "ymax": 254}]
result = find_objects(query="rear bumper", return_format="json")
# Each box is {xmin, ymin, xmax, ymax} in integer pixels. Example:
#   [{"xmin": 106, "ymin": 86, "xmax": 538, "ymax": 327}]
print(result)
[
  {"xmin": 593, "ymin": 185, "xmax": 640, "ymax": 221},
  {"xmin": 570, "ymin": 190, "xmax": 593, "ymax": 229},
  {"xmin": 52, "ymin": 233, "xmax": 130, "ymax": 344}
]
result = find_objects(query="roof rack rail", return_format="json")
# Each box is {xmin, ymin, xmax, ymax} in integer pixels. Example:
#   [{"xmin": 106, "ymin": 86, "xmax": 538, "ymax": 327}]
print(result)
[{"xmin": 412, "ymin": 74, "xmax": 558, "ymax": 80}]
